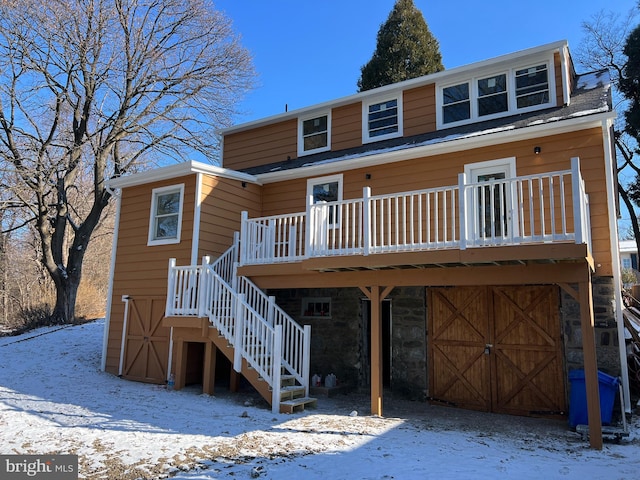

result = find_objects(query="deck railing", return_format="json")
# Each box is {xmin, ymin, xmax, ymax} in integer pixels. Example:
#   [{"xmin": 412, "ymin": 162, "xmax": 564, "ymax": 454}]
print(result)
[
  {"xmin": 166, "ymin": 239, "xmax": 311, "ymax": 411},
  {"xmin": 240, "ymin": 157, "xmax": 591, "ymax": 265}
]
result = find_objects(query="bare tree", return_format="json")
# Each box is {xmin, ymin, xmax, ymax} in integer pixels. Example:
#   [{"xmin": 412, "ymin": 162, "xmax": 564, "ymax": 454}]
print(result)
[
  {"xmin": 0, "ymin": 0, "xmax": 254, "ymax": 323},
  {"xmin": 576, "ymin": 8, "xmax": 640, "ymax": 252}
]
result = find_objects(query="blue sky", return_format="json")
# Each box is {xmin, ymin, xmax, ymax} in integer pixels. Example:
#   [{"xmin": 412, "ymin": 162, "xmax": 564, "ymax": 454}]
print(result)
[{"xmin": 215, "ymin": 0, "xmax": 638, "ymax": 125}]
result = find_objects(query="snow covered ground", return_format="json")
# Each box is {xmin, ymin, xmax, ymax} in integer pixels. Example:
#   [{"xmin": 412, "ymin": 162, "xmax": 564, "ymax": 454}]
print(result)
[{"xmin": 0, "ymin": 319, "xmax": 638, "ymax": 480}]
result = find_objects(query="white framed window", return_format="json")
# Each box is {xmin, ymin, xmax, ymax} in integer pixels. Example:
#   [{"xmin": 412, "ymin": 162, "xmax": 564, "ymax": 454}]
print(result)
[
  {"xmin": 301, "ymin": 297, "xmax": 331, "ymax": 318},
  {"xmin": 148, "ymin": 184, "xmax": 184, "ymax": 246},
  {"xmin": 362, "ymin": 95, "xmax": 403, "ymax": 143},
  {"xmin": 298, "ymin": 112, "xmax": 331, "ymax": 156},
  {"xmin": 515, "ymin": 63, "xmax": 550, "ymax": 109},
  {"xmin": 437, "ymin": 58, "xmax": 554, "ymax": 129},
  {"xmin": 622, "ymin": 258, "xmax": 632, "ymax": 270},
  {"xmin": 443, "ymin": 83, "xmax": 470, "ymax": 124},
  {"xmin": 477, "ymin": 72, "xmax": 508, "ymax": 117}
]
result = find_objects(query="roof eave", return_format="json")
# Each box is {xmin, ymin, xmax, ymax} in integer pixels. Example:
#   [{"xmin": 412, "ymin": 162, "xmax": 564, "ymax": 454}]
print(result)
[{"xmin": 107, "ymin": 160, "xmax": 261, "ymax": 189}]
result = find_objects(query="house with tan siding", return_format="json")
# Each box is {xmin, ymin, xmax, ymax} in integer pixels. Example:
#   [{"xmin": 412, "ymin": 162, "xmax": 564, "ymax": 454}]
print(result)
[{"xmin": 102, "ymin": 40, "xmax": 627, "ymax": 448}]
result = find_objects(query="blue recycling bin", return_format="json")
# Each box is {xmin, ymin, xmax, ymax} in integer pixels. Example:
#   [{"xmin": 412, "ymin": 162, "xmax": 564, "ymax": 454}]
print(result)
[{"xmin": 568, "ymin": 369, "xmax": 619, "ymax": 428}]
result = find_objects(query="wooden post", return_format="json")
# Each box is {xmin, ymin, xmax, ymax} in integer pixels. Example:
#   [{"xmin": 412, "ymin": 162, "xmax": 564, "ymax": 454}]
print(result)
[
  {"xmin": 579, "ymin": 272, "xmax": 603, "ymax": 449},
  {"xmin": 175, "ymin": 338, "xmax": 187, "ymax": 390},
  {"xmin": 360, "ymin": 285, "xmax": 394, "ymax": 417},
  {"xmin": 202, "ymin": 341, "xmax": 217, "ymax": 396},
  {"xmin": 370, "ymin": 286, "xmax": 383, "ymax": 416}
]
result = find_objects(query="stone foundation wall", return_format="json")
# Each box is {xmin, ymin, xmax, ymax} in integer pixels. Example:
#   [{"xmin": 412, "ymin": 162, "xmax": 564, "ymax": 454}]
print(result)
[
  {"xmin": 560, "ymin": 276, "xmax": 622, "ymax": 376},
  {"xmin": 269, "ymin": 286, "xmax": 428, "ymax": 399}
]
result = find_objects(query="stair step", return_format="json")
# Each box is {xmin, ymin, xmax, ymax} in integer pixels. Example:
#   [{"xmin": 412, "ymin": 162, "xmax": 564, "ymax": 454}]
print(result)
[
  {"xmin": 279, "ymin": 397, "xmax": 318, "ymax": 414},
  {"xmin": 279, "ymin": 385, "xmax": 306, "ymax": 401}
]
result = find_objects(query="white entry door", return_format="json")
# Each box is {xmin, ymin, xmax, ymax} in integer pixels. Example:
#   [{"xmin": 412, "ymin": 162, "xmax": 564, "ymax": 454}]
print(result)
[{"xmin": 464, "ymin": 158, "xmax": 518, "ymax": 246}]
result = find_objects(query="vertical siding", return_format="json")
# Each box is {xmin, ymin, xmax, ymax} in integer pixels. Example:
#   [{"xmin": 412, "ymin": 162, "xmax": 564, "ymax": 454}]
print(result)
[
  {"xmin": 403, "ymin": 84, "xmax": 436, "ymax": 137},
  {"xmin": 105, "ymin": 175, "xmax": 197, "ymax": 375},
  {"xmin": 223, "ymin": 119, "xmax": 297, "ymax": 171}
]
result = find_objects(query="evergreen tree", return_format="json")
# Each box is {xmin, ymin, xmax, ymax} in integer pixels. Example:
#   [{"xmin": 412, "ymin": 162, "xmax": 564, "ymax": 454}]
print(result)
[
  {"xmin": 357, "ymin": 0, "xmax": 444, "ymax": 92},
  {"xmin": 620, "ymin": 24, "xmax": 640, "ymax": 140}
]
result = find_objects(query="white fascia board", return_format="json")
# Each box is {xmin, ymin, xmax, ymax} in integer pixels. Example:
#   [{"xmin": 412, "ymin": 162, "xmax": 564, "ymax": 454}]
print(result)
[
  {"xmin": 256, "ymin": 110, "xmax": 615, "ymax": 184},
  {"xmin": 221, "ymin": 40, "xmax": 568, "ymax": 136},
  {"xmin": 107, "ymin": 160, "xmax": 261, "ymax": 190}
]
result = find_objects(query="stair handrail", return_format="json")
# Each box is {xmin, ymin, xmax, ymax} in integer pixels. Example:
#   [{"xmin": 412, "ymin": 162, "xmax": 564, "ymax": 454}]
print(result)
[
  {"xmin": 208, "ymin": 234, "xmax": 310, "ymax": 393},
  {"xmin": 233, "ymin": 268, "xmax": 310, "ymax": 394}
]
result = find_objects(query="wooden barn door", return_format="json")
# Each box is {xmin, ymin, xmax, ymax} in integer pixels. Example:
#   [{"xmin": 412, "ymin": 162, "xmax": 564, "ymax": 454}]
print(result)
[
  {"xmin": 491, "ymin": 286, "xmax": 565, "ymax": 416},
  {"xmin": 429, "ymin": 287, "xmax": 492, "ymax": 411},
  {"xmin": 122, "ymin": 296, "xmax": 170, "ymax": 384},
  {"xmin": 428, "ymin": 285, "xmax": 565, "ymax": 416}
]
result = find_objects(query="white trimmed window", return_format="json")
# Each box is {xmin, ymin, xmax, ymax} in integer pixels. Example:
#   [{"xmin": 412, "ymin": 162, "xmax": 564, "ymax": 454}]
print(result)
[
  {"xmin": 148, "ymin": 184, "xmax": 184, "ymax": 246},
  {"xmin": 437, "ymin": 59, "xmax": 554, "ymax": 129},
  {"xmin": 301, "ymin": 297, "xmax": 331, "ymax": 318},
  {"xmin": 298, "ymin": 112, "xmax": 331, "ymax": 156},
  {"xmin": 362, "ymin": 95, "xmax": 403, "ymax": 143}
]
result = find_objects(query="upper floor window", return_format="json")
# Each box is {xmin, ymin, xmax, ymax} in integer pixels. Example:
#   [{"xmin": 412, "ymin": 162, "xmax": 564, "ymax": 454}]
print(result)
[
  {"xmin": 363, "ymin": 95, "xmax": 403, "ymax": 143},
  {"xmin": 443, "ymin": 83, "xmax": 470, "ymax": 123},
  {"xmin": 477, "ymin": 73, "xmax": 508, "ymax": 116},
  {"xmin": 298, "ymin": 112, "xmax": 331, "ymax": 156},
  {"xmin": 148, "ymin": 184, "xmax": 184, "ymax": 246},
  {"xmin": 437, "ymin": 60, "xmax": 553, "ymax": 129},
  {"xmin": 515, "ymin": 64, "xmax": 549, "ymax": 108}
]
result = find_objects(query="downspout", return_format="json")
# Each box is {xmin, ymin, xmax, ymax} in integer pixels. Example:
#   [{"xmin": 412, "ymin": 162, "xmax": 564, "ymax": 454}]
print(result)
[
  {"xmin": 101, "ymin": 184, "xmax": 122, "ymax": 372},
  {"xmin": 602, "ymin": 119, "xmax": 631, "ymax": 413}
]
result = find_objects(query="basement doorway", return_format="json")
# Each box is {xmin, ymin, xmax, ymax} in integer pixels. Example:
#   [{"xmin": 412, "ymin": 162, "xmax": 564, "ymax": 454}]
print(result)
[{"xmin": 362, "ymin": 298, "xmax": 392, "ymax": 388}]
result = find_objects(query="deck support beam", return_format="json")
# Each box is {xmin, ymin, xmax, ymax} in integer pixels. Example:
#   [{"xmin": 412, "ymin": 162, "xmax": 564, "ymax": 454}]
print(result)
[
  {"xmin": 203, "ymin": 341, "xmax": 217, "ymax": 396},
  {"xmin": 579, "ymin": 272, "xmax": 603, "ymax": 449},
  {"xmin": 359, "ymin": 285, "xmax": 394, "ymax": 417}
]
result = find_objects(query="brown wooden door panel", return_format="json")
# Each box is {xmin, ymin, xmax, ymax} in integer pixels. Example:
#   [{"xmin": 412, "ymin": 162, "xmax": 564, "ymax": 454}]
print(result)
[
  {"xmin": 123, "ymin": 296, "xmax": 170, "ymax": 384},
  {"xmin": 429, "ymin": 285, "xmax": 566, "ymax": 416},
  {"xmin": 491, "ymin": 286, "xmax": 565, "ymax": 415},
  {"xmin": 429, "ymin": 287, "xmax": 491, "ymax": 411}
]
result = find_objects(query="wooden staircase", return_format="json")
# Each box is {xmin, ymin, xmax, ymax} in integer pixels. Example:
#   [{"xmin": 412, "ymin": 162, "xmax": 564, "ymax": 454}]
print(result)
[
  {"xmin": 279, "ymin": 374, "xmax": 317, "ymax": 414},
  {"xmin": 207, "ymin": 325, "xmax": 317, "ymax": 413},
  {"xmin": 167, "ymin": 236, "xmax": 315, "ymax": 414}
]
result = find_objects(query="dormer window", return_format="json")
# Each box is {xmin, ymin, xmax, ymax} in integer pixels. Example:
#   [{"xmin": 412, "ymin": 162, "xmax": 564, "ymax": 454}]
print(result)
[
  {"xmin": 515, "ymin": 64, "xmax": 549, "ymax": 108},
  {"xmin": 437, "ymin": 59, "xmax": 554, "ymax": 129},
  {"xmin": 298, "ymin": 112, "xmax": 331, "ymax": 156},
  {"xmin": 477, "ymin": 73, "xmax": 508, "ymax": 117},
  {"xmin": 363, "ymin": 95, "xmax": 403, "ymax": 143}
]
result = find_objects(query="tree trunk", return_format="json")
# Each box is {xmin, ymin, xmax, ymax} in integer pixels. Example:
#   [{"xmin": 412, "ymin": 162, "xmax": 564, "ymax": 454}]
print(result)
[{"xmin": 50, "ymin": 272, "xmax": 81, "ymax": 324}]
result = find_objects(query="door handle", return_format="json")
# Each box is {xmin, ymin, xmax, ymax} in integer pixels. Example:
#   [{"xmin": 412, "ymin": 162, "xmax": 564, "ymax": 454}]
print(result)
[{"xmin": 484, "ymin": 344, "xmax": 493, "ymax": 355}]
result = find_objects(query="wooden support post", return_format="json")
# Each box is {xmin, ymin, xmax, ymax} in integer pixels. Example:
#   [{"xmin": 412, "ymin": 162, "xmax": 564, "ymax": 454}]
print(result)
[
  {"xmin": 371, "ymin": 285, "xmax": 383, "ymax": 416},
  {"xmin": 202, "ymin": 341, "xmax": 217, "ymax": 396},
  {"xmin": 230, "ymin": 367, "xmax": 240, "ymax": 393},
  {"xmin": 359, "ymin": 285, "xmax": 394, "ymax": 417},
  {"xmin": 175, "ymin": 338, "xmax": 187, "ymax": 390},
  {"xmin": 579, "ymin": 273, "xmax": 603, "ymax": 449}
]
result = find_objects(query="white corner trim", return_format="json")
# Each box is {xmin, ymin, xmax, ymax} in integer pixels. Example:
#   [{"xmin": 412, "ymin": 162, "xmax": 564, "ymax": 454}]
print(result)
[
  {"xmin": 191, "ymin": 173, "xmax": 203, "ymax": 265},
  {"xmin": 101, "ymin": 192, "xmax": 122, "ymax": 372},
  {"xmin": 602, "ymin": 119, "xmax": 631, "ymax": 413}
]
